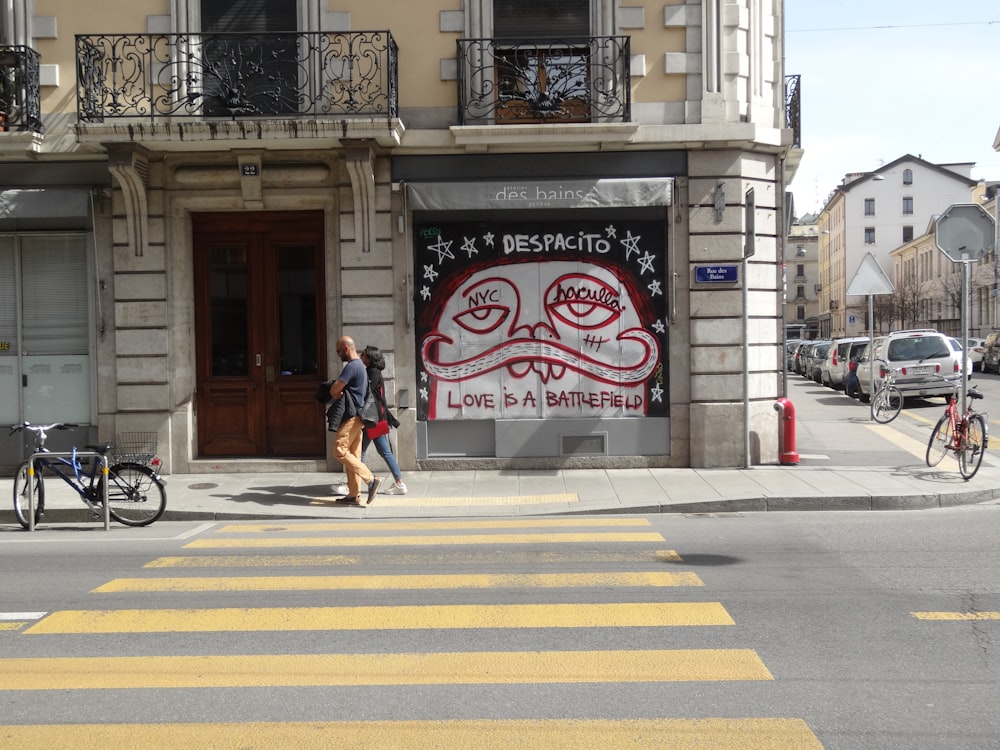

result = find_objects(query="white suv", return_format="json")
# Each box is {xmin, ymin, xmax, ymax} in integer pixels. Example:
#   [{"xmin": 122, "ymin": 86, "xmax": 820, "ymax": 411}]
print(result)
[{"xmin": 856, "ymin": 330, "xmax": 961, "ymax": 402}]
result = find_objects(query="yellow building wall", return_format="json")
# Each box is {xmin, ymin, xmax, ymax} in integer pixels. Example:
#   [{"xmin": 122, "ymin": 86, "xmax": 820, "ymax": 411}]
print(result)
[{"xmin": 344, "ymin": 0, "xmax": 459, "ymax": 109}]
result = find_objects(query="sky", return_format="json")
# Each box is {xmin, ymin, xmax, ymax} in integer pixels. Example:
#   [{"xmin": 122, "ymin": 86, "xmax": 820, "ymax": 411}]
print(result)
[{"xmin": 785, "ymin": 2, "xmax": 1000, "ymax": 217}]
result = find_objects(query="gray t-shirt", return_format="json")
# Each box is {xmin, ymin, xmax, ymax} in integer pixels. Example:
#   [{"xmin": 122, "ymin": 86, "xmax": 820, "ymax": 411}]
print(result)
[{"xmin": 338, "ymin": 358, "xmax": 368, "ymax": 412}]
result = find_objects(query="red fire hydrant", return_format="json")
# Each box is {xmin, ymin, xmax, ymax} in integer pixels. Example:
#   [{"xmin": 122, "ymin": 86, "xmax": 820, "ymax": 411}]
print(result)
[{"xmin": 773, "ymin": 398, "xmax": 800, "ymax": 465}]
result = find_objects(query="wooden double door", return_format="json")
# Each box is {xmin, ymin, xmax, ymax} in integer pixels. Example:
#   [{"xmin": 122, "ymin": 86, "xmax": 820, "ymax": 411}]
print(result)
[{"xmin": 193, "ymin": 212, "xmax": 326, "ymax": 457}]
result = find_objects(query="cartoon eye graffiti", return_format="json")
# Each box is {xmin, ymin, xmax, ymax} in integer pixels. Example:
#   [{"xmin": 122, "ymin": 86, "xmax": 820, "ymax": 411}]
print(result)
[
  {"xmin": 453, "ymin": 304, "xmax": 511, "ymax": 334},
  {"xmin": 454, "ymin": 278, "xmax": 518, "ymax": 334},
  {"xmin": 545, "ymin": 274, "xmax": 624, "ymax": 330}
]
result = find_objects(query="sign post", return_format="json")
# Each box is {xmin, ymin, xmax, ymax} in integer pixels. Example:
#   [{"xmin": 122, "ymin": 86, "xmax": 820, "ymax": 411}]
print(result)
[
  {"xmin": 846, "ymin": 252, "xmax": 894, "ymax": 409},
  {"xmin": 934, "ymin": 203, "xmax": 996, "ymax": 414}
]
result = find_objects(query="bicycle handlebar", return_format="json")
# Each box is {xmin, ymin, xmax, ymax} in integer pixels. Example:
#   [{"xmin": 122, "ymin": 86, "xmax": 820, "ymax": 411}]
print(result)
[{"xmin": 9, "ymin": 422, "xmax": 78, "ymax": 436}]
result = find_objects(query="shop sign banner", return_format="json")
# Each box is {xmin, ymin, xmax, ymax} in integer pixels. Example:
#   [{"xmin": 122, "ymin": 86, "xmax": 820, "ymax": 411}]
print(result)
[
  {"xmin": 407, "ymin": 178, "xmax": 672, "ymax": 211},
  {"xmin": 414, "ymin": 219, "xmax": 669, "ymax": 421}
]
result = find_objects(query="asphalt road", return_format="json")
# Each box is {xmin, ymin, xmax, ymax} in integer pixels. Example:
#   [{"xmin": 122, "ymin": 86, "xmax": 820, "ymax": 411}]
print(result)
[{"xmin": 1, "ymin": 508, "xmax": 999, "ymax": 749}]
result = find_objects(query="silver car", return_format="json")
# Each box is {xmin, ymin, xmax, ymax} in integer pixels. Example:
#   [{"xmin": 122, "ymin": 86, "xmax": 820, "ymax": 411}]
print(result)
[{"xmin": 856, "ymin": 330, "xmax": 961, "ymax": 402}]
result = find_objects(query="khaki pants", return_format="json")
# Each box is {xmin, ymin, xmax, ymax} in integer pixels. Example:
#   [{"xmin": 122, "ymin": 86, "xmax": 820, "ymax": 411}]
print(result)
[{"xmin": 334, "ymin": 416, "xmax": 374, "ymax": 497}]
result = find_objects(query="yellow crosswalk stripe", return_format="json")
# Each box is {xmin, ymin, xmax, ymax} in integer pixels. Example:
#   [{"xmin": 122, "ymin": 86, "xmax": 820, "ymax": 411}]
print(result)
[
  {"xmin": 220, "ymin": 518, "xmax": 653, "ymax": 533},
  {"xmin": 0, "ymin": 718, "xmax": 825, "ymax": 749},
  {"xmin": 24, "ymin": 602, "xmax": 734, "ymax": 634},
  {"xmin": 94, "ymin": 571, "xmax": 703, "ymax": 593},
  {"xmin": 0, "ymin": 648, "xmax": 771, "ymax": 689},
  {"xmin": 912, "ymin": 611, "xmax": 1000, "ymax": 620},
  {"xmin": 144, "ymin": 549, "xmax": 683, "ymax": 568},
  {"xmin": 185, "ymin": 532, "xmax": 666, "ymax": 548}
]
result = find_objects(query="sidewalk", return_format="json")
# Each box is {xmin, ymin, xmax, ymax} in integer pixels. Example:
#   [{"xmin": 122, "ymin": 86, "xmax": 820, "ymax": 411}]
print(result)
[
  {"xmin": 1, "ymin": 460, "xmax": 998, "ymax": 526},
  {"xmin": 3, "ymin": 376, "xmax": 1000, "ymax": 524}
]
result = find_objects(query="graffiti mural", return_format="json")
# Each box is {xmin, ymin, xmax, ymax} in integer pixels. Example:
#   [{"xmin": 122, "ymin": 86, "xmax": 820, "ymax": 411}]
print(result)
[{"xmin": 414, "ymin": 219, "xmax": 668, "ymax": 421}]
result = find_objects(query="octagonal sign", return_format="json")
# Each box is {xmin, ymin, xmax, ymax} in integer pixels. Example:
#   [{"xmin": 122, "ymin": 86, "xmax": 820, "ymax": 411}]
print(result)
[{"xmin": 934, "ymin": 203, "xmax": 996, "ymax": 262}]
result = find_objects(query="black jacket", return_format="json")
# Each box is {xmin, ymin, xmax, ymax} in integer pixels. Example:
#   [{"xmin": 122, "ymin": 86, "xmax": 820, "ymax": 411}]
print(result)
[{"xmin": 367, "ymin": 366, "xmax": 400, "ymax": 429}]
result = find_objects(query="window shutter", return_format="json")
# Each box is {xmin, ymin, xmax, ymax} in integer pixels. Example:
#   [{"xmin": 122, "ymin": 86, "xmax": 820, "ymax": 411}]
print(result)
[
  {"xmin": 0, "ymin": 237, "xmax": 15, "ymax": 345},
  {"xmin": 494, "ymin": 0, "xmax": 590, "ymax": 38},
  {"xmin": 20, "ymin": 235, "xmax": 89, "ymax": 355},
  {"xmin": 201, "ymin": 0, "xmax": 297, "ymax": 33}
]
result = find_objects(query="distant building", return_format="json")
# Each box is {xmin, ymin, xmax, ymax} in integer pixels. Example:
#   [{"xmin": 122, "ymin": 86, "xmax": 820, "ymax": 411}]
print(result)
[
  {"xmin": 786, "ymin": 214, "xmax": 819, "ymax": 339},
  {"xmin": 818, "ymin": 155, "xmax": 978, "ymax": 338}
]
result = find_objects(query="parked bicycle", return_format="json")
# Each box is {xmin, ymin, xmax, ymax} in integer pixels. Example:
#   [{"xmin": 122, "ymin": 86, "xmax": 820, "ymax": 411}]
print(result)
[
  {"xmin": 870, "ymin": 360, "xmax": 904, "ymax": 424},
  {"xmin": 10, "ymin": 423, "xmax": 167, "ymax": 529},
  {"xmin": 925, "ymin": 384, "xmax": 989, "ymax": 480}
]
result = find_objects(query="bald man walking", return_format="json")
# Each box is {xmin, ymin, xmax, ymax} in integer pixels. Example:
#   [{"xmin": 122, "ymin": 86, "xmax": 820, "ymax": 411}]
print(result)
[{"xmin": 329, "ymin": 335, "xmax": 381, "ymax": 505}]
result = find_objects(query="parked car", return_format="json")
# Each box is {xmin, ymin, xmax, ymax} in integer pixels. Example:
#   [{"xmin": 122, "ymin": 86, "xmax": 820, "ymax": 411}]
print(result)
[
  {"xmin": 785, "ymin": 339, "xmax": 805, "ymax": 371},
  {"xmin": 946, "ymin": 337, "xmax": 974, "ymax": 379},
  {"xmin": 981, "ymin": 330, "xmax": 1000, "ymax": 373},
  {"xmin": 804, "ymin": 340, "xmax": 832, "ymax": 383},
  {"xmin": 792, "ymin": 342, "xmax": 811, "ymax": 376},
  {"xmin": 819, "ymin": 336, "xmax": 869, "ymax": 389},
  {"xmin": 855, "ymin": 329, "xmax": 962, "ymax": 402},
  {"xmin": 967, "ymin": 336, "xmax": 987, "ymax": 371}
]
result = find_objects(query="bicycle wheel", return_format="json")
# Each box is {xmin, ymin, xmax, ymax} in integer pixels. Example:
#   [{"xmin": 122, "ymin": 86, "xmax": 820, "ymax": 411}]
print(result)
[
  {"xmin": 871, "ymin": 386, "xmax": 903, "ymax": 423},
  {"xmin": 12, "ymin": 462, "xmax": 44, "ymax": 530},
  {"xmin": 926, "ymin": 415, "xmax": 953, "ymax": 467},
  {"xmin": 959, "ymin": 414, "xmax": 987, "ymax": 480},
  {"xmin": 103, "ymin": 463, "xmax": 167, "ymax": 526}
]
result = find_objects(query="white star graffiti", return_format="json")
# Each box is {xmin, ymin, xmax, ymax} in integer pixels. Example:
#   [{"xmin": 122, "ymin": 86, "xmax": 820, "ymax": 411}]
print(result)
[
  {"xmin": 483, "ymin": 232, "xmax": 495, "ymax": 247},
  {"xmin": 620, "ymin": 230, "xmax": 642, "ymax": 261},
  {"xmin": 423, "ymin": 264, "xmax": 439, "ymax": 282},
  {"xmin": 419, "ymin": 387, "xmax": 429, "ymax": 401},
  {"xmin": 605, "ymin": 224, "xmax": 617, "ymax": 239},
  {"xmin": 652, "ymin": 319, "xmax": 667, "ymax": 334},
  {"xmin": 420, "ymin": 286, "xmax": 432, "ymax": 300},
  {"xmin": 461, "ymin": 236, "xmax": 479, "ymax": 258},
  {"xmin": 428, "ymin": 236, "xmax": 455, "ymax": 264},
  {"xmin": 649, "ymin": 384, "xmax": 664, "ymax": 403},
  {"xmin": 647, "ymin": 279, "xmax": 663, "ymax": 297},
  {"xmin": 637, "ymin": 251, "xmax": 656, "ymax": 275},
  {"xmin": 420, "ymin": 371, "xmax": 429, "ymax": 383}
]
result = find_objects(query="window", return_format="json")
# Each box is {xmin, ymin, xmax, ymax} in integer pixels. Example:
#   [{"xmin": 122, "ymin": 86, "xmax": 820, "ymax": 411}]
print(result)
[
  {"xmin": 902, "ymin": 226, "xmax": 914, "ymax": 243},
  {"xmin": 902, "ymin": 196, "xmax": 913, "ymax": 215},
  {"xmin": 494, "ymin": 0, "xmax": 592, "ymax": 124},
  {"xmin": 796, "ymin": 263, "xmax": 805, "ymax": 277},
  {"xmin": 795, "ymin": 244, "xmax": 806, "ymax": 257},
  {"xmin": 796, "ymin": 306, "xmax": 805, "ymax": 321},
  {"xmin": 902, "ymin": 168, "xmax": 913, "ymax": 185},
  {"xmin": 796, "ymin": 285, "xmax": 805, "ymax": 299},
  {"xmin": 864, "ymin": 227, "xmax": 875, "ymax": 244},
  {"xmin": 864, "ymin": 198, "xmax": 875, "ymax": 216}
]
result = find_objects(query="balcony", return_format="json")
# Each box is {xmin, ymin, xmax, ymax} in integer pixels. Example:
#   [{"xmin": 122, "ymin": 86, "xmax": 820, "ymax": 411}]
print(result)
[
  {"xmin": 74, "ymin": 31, "xmax": 400, "ymax": 147},
  {"xmin": 457, "ymin": 36, "xmax": 630, "ymax": 126},
  {"xmin": 784, "ymin": 74, "xmax": 801, "ymax": 148},
  {"xmin": 0, "ymin": 45, "xmax": 43, "ymax": 133}
]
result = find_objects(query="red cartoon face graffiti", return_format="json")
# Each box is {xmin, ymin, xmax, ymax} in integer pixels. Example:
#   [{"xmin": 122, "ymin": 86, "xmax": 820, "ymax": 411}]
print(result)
[{"xmin": 420, "ymin": 260, "xmax": 659, "ymax": 419}]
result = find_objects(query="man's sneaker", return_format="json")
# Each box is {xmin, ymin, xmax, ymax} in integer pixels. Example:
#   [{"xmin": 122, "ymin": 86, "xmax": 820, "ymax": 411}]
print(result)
[
  {"xmin": 332, "ymin": 482, "xmax": 349, "ymax": 496},
  {"xmin": 334, "ymin": 496, "xmax": 361, "ymax": 506},
  {"xmin": 383, "ymin": 481, "xmax": 408, "ymax": 495},
  {"xmin": 366, "ymin": 477, "xmax": 382, "ymax": 505}
]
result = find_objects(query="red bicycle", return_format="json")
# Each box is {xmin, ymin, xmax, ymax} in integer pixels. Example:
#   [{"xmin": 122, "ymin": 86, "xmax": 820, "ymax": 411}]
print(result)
[{"xmin": 925, "ymin": 384, "xmax": 989, "ymax": 479}]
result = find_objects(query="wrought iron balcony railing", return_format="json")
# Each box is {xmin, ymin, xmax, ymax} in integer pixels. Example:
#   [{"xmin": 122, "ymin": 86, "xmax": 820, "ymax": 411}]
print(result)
[
  {"xmin": 457, "ymin": 36, "xmax": 630, "ymax": 125},
  {"xmin": 0, "ymin": 45, "xmax": 42, "ymax": 133},
  {"xmin": 75, "ymin": 31, "xmax": 397, "ymax": 123},
  {"xmin": 784, "ymin": 74, "xmax": 801, "ymax": 148}
]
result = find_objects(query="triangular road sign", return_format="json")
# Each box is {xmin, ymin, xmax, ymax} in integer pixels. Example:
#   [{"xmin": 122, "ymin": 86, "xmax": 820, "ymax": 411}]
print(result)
[{"xmin": 847, "ymin": 252, "xmax": 894, "ymax": 296}]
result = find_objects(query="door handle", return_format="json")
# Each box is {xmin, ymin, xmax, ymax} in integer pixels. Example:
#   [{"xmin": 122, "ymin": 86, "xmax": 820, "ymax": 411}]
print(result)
[
  {"xmin": 265, "ymin": 365, "xmax": 275, "ymax": 383},
  {"xmin": 256, "ymin": 354, "xmax": 261, "ymax": 366}
]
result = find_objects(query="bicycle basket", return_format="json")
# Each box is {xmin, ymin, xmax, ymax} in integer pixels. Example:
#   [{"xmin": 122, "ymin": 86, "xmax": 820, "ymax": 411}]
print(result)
[{"xmin": 112, "ymin": 432, "xmax": 158, "ymax": 466}]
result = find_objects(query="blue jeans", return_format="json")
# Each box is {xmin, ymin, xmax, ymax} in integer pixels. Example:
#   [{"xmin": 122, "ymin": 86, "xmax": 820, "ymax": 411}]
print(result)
[{"xmin": 362, "ymin": 432, "xmax": 402, "ymax": 483}]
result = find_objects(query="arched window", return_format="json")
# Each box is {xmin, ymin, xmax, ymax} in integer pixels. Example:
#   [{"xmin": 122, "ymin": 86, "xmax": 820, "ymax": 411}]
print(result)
[{"xmin": 902, "ymin": 168, "xmax": 913, "ymax": 185}]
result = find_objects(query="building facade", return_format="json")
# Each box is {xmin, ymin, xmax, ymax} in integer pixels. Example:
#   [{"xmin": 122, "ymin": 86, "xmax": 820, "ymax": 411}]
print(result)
[
  {"xmin": 818, "ymin": 155, "xmax": 977, "ymax": 339},
  {"xmin": 785, "ymin": 213, "xmax": 819, "ymax": 339},
  {"xmin": 0, "ymin": 0, "xmax": 799, "ymax": 473}
]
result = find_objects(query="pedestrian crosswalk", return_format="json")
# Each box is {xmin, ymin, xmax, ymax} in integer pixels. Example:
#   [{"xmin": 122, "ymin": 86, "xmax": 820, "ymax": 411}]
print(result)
[{"xmin": 0, "ymin": 517, "xmax": 825, "ymax": 748}]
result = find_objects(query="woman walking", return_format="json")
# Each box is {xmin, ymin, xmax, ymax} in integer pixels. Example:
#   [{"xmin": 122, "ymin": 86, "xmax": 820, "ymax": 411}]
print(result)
[{"xmin": 335, "ymin": 345, "xmax": 407, "ymax": 496}]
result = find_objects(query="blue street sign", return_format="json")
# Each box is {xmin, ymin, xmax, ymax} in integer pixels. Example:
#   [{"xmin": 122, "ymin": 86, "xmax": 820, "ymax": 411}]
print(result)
[{"xmin": 695, "ymin": 265, "xmax": 739, "ymax": 283}]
